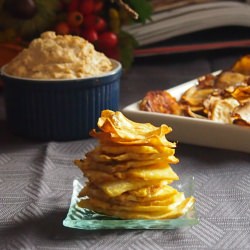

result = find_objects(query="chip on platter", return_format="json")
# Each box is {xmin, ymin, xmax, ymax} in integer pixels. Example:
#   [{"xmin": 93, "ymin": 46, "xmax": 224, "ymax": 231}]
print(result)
[{"xmin": 138, "ymin": 54, "xmax": 250, "ymax": 129}]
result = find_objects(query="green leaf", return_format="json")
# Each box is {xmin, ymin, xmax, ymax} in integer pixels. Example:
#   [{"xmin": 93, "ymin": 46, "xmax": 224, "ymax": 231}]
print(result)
[
  {"xmin": 126, "ymin": 0, "xmax": 152, "ymax": 23},
  {"xmin": 119, "ymin": 30, "xmax": 138, "ymax": 69}
]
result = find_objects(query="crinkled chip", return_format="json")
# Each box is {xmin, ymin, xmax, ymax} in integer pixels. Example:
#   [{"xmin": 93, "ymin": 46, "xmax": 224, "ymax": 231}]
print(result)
[
  {"xmin": 231, "ymin": 54, "xmax": 250, "ymax": 75},
  {"xmin": 113, "ymin": 164, "xmax": 179, "ymax": 181},
  {"xmin": 98, "ymin": 145, "xmax": 160, "ymax": 154},
  {"xmin": 139, "ymin": 90, "xmax": 182, "ymax": 115},
  {"xmin": 80, "ymin": 182, "xmax": 178, "ymax": 203},
  {"xmin": 197, "ymin": 73, "xmax": 216, "ymax": 88},
  {"xmin": 203, "ymin": 95, "xmax": 222, "ymax": 114},
  {"xmin": 184, "ymin": 105, "xmax": 207, "ymax": 119},
  {"xmin": 233, "ymin": 119, "xmax": 250, "ymax": 127},
  {"xmin": 78, "ymin": 196, "xmax": 195, "ymax": 219},
  {"xmin": 180, "ymin": 85, "xmax": 214, "ymax": 107},
  {"xmin": 75, "ymin": 157, "xmax": 179, "ymax": 174},
  {"xmin": 231, "ymin": 86, "xmax": 250, "ymax": 103},
  {"xmin": 209, "ymin": 98, "xmax": 239, "ymax": 123},
  {"xmin": 90, "ymin": 110, "xmax": 176, "ymax": 148},
  {"xmin": 215, "ymin": 71, "xmax": 249, "ymax": 89},
  {"xmin": 86, "ymin": 148, "xmax": 175, "ymax": 163},
  {"xmin": 99, "ymin": 179, "xmax": 169, "ymax": 197},
  {"xmin": 232, "ymin": 101, "xmax": 250, "ymax": 126}
]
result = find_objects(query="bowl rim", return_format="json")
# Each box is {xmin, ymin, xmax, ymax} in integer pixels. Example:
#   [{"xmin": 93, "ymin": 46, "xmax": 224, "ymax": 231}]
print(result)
[{"xmin": 0, "ymin": 58, "xmax": 122, "ymax": 82}]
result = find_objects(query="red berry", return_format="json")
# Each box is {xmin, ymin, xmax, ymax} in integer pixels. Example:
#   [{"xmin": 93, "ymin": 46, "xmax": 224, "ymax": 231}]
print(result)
[
  {"xmin": 80, "ymin": 0, "xmax": 94, "ymax": 15},
  {"xmin": 55, "ymin": 22, "xmax": 70, "ymax": 35},
  {"xmin": 82, "ymin": 28, "xmax": 98, "ymax": 43},
  {"xmin": 67, "ymin": 11, "xmax": 83, "ymax": 27},
  {"xmin": 83, "ymin": 15, "xmax": 106, "ymax": 31},
  {"xmin": 94, "ymin": 16, "xmax": 106, "ymax": 32},
  {"xmin": 93, "ymin": 0, "xmax": 104, "ymax": 13},
  {"xmin": 97, "ymin": 31, "xmax": 118, "ymax": 49}
]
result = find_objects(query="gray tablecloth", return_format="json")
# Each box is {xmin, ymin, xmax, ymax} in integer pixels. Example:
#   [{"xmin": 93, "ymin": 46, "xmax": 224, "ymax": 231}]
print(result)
[{"xmin": 1, "ymin": 49, "xmax": 250, "ymax": 249}]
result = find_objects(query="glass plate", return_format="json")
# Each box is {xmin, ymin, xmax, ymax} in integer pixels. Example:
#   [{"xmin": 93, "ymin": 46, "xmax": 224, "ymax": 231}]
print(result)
[{"xmin": 63, "ymin": 177, "xmax": 198, "ymax": 230}]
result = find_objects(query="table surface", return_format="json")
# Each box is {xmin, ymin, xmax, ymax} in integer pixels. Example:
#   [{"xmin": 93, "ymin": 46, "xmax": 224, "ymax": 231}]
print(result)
[{"xmin": 1, "ymin": 49, "xmax": 250, "ymax": 250}]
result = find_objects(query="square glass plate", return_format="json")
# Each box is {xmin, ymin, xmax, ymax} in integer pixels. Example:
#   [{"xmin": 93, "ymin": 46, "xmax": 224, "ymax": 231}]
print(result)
[
  {"xmin": 63, "ymin": 177, "xmax": 198, "ymax": 230},
  {"xmin": 122, "ymin": 71, "xmax": 250, "ymax": 153}
]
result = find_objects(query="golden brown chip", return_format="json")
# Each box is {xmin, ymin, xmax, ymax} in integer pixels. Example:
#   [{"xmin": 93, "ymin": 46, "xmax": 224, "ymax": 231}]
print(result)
[
  {"xmin": 82, "ymin": 164, "xmax": 178, "ymax": 184},
  {"xmin": 113, "ymin": 164, "xmax": 179, "ymax": 181},
  {"xmin": 78, "ymin": 196, "xmax": 195, "ymax": 219},
  {"xmin": 197, "ymin": 73, "xmax": 216, "ymax": 88},
  {"xmin": 184, "ymin": 105, "xmax": 207, "ymax": 119},
  {"xmin": 82, "ymin": 169, "xmax": 117, "ymax": 183},
  {"xmin": 126, "ymin": 183, "xmax": 177, "ymax": 201},
  {"xmin": 180, "ymin": 85, "xmax": 214, "ymax": 107},
  {"xmin": 209, "ymin": 98, "xmax": 240, "ymax": 123},
  {"xmin": 215, "ymin": 71, "xmax": 248, "ymax": 89},
  {"xmin": 233, "ymin": 119, "xmax": 250, "ymax": 127},
  {"xmin": 90, "ymin": 110, "xmax": 176, "ymax": 149},
  {"xmin": 231, "ymin": 54, "xmax": 250, "ymax": 75},
  {"xmin": 139, "ymin": 90, "xmax": 182, "ymax": 115},
  {"xmin": 203, "ymin": 95, "xmax": 222, "ymax": 115},
  {"xmin": 231, "ymin": 86, "xmax": 250, "ymax": 104},
  {"xmin": 99, "ymin": 179, "xmax": 170, "ymax": 197},
  {"xmin": 98, "ymin": 144, "xmax": 159, "ymax": 155},
  {"xmin": 79, "ymin": 182, "xmax": 177, "ymax": 203},
  {"xmin": 78, "ymin": 195, "xmax": 185, "ymax": 213},
  {"xmin": 96, "ymin": 110, "xmax": 166, "ymax": 137},
  {"xmin": 232, "ymin": 101, "xmax": 250, "ymax": 125},
  {"xmin": 75, "ymin": 157, "xmax": 179, "ymax": 173},
  {"xmin": 86, "ymin": 150, "xmax": 176, "ymax": 164},
  {"xmin": 120, "ymin": 192, "xmax": 185, "ymax": 207}
]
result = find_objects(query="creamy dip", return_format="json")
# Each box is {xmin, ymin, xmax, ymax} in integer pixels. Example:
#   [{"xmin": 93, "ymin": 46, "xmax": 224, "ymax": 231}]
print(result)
[{"xmin": 4, "ymin": 31, "xmax": 113, "ymax": 79}]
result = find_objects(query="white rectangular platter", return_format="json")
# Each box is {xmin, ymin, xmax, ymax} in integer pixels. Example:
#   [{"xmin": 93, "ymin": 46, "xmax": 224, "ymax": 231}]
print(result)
[{"xmin": 122, "ymin": 72, "xmax": 250, "ymax": 153}]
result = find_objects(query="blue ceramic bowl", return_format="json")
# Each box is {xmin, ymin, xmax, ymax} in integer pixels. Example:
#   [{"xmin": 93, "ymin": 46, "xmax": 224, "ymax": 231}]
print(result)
[{"xmin": 1, "ymin": 59, "xmax": 122, "ymax": 141}]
